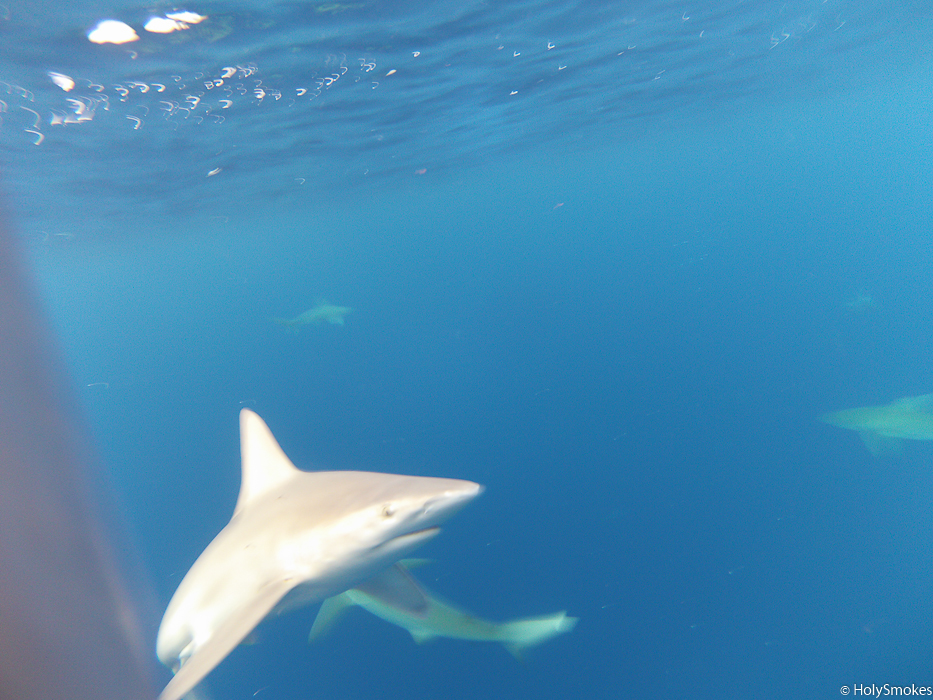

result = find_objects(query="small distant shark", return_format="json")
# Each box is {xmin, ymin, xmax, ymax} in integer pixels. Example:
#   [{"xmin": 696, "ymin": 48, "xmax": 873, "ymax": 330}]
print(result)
[
  {"xmin": 309, "ymin": 560, "xmax": 578, "ymax": 658},
  {"xmin": 819, "ymin": 393, "xmax": 933, "ymax": 456},
  {"xmin": 156, "ymin": 409, "xmax": 482, "ymax": 700},
  {"xmin": 271, "ymin": 300, "xmax": 351, "ymax": 331}
]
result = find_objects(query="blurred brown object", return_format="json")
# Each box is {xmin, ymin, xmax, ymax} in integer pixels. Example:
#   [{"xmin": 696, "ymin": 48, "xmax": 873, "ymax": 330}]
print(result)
[{"xmin": 0, "ymin": 217, "xmax": 155, "ymax": 700}]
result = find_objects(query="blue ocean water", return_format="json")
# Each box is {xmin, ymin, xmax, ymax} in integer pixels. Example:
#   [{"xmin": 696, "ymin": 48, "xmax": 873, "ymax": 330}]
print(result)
[{"xmin": 3, "ymin": 0, "xmax": 933, "ymax": 697}]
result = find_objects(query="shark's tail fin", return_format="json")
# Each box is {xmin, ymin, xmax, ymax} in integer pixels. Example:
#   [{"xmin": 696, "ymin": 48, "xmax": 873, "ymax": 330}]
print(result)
[{"xmin": 499, "ymin": 611, "xmax": 578, "ymax": 659}]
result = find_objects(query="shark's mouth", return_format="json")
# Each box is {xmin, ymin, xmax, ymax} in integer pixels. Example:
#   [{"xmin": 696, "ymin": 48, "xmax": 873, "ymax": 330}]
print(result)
[
  {"xmin": 397, "ymin": 526, "xmax": 440, "ymax": 543},
  {"xmin": 379, "ymin": 526, "xmax": 441, "ymax": 553}
]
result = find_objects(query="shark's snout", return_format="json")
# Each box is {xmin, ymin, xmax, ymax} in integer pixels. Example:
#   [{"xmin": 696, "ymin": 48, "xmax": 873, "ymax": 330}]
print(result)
[
  {"xmin": 423, "ymin": 481, "xmax": 483, "ymax": 519},
  {"xmin": 375, "ymin": 482, "xmax": 481, "ymax": 558}
]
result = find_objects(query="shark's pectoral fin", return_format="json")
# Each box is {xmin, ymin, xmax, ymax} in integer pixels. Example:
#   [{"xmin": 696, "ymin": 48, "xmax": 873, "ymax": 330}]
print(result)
[
  {"xmin": 308, "ymin": 562, "xmax": 429, "ymax": 642},
  {"xmin": 308, "ymin": 593, "xmax": 356, "ymax": 642},
  {"xmin": 354, "ymin": 564, "xmax": 429, "ymax": 616},
  {"xmin": 397, "ymin": 558, "xmax": 433, "ymax": 571},
  {"xmin": 158, "ymin": 579, "xmax": 299, "ymax": 700},
  {"xmin": 859, "ymin": 431, "xmax": 903, "ymax": 457},
  {"xmin": 327, "ymin": 316, "xmax": 345, "ymax": 325}
]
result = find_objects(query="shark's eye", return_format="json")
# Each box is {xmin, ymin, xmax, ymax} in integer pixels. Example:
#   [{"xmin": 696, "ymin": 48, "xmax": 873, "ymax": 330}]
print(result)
[{"xmin": 381, "ymin": 504, "xmax": 396, "ymax": 518}]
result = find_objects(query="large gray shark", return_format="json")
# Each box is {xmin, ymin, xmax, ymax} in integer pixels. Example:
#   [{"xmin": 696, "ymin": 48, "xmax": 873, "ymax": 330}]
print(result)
[
  {"xmin": 156, "ymin": 409, "xmax": 481, "ymax": 700},
  {"xmin": 819, "ymin": 393, "xmax": 933, "ymax": 456},
  {"xmin": 271, "ymin": 301, "xmax": 351, "ymax": 331},
  {"xmin": 309, "ymin": 560, "xmax": 578, "ymax": 658}
]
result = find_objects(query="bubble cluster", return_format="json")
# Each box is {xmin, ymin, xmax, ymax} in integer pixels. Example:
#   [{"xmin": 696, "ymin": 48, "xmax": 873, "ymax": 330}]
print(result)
[{"xmin": 0, "ymin": 56, "xmax": 396, "ymax": 146}]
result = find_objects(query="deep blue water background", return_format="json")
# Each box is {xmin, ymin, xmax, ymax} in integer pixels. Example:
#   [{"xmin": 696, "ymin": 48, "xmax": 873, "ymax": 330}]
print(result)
[{"xmin": 3, "ymin": 0, "xmax": 933, "ymax": 697}]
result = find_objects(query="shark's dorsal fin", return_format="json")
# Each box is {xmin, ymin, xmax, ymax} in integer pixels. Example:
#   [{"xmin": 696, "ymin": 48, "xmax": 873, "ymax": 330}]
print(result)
[
  {"xmin": 890, "ymin": 393, "xmax": 933, "ymax": 412},
  {"xmin": 234, "ymin": 409, "xmax": 300, "ymax": 517}
]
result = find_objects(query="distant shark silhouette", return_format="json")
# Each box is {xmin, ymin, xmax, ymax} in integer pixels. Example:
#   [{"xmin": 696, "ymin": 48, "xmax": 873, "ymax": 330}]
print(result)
[
  {"xmin": 271, "ymin": 301, "xmax": 351, "ymax": 331},
  {"xmin": 309, "ymin": 560, "xmax": 578, "ymax": 658},
  {"xmin": 820, "ymin": 393, "xmax": 933, "ymax": 456},
  {"xmin": 156, "ymin": 409, "xmax": 481, "ymax": 700},
  {"xmin": 845, "ymin": 292, "xmax": 879, "ymax": 315}
]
